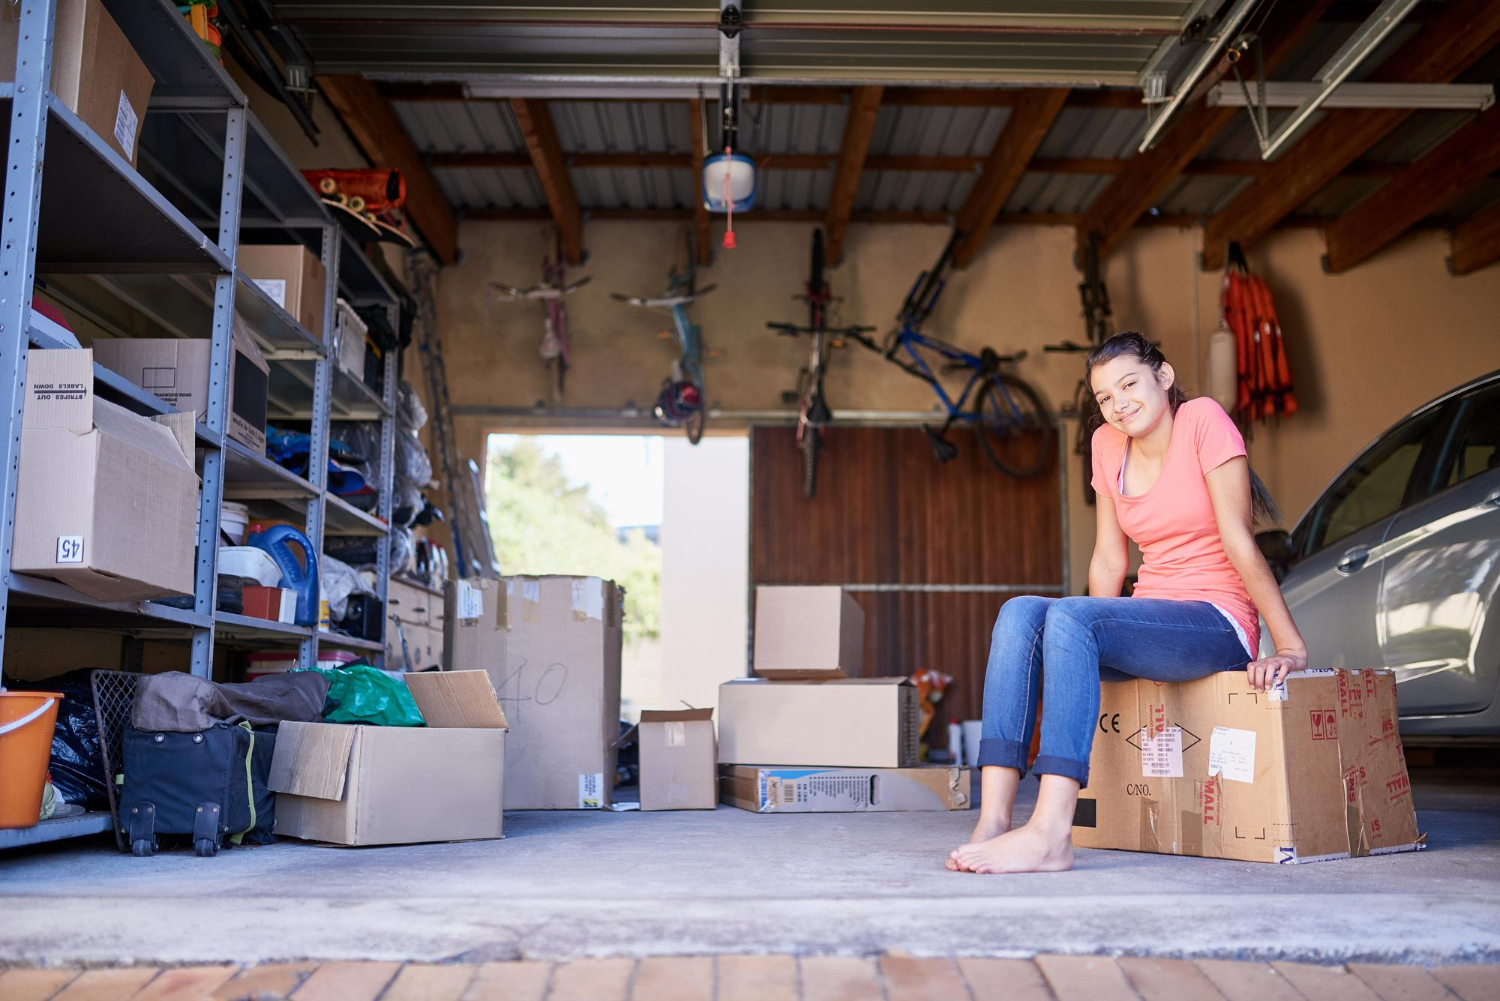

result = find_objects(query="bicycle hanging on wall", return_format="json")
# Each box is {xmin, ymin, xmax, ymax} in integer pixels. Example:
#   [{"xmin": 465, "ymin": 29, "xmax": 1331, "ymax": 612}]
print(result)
[
  {"xmin": 1043, "ymin": 231, "xmax": 1114, "ymax": 504},
  {"xmin": 766, "ymin": 228, "xmax": 875, "ymax": 499},
  {"xmin": 486, "ymin": 228, "xmax": 590, "ymax": 402},
  {"xmin": 845, "ymin": 231, "xmax": 1053, "ymax": 478},
  {"xmin": 612, "ymin": 232, "xmax": 717, "ymax": 444}
]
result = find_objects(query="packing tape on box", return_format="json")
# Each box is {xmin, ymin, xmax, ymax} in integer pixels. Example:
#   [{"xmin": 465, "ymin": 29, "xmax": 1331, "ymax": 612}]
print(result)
[
  {"xmin": 664, "ymin": 722, "xmax": 685, "ymax": 747},
  {"xmin": 570, "ymin": 578, "xmax": 604, "ymax": 623}
]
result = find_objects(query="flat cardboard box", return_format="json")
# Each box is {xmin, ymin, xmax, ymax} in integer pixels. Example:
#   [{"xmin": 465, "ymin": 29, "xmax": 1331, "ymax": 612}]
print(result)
[
  {"xmin": 721, "ymin": 765, "xmax": 971, "ymax": 813},
  {"xmin": 618, "ymin": 709, "xmax": 717, "ymax": 811},
  {"xmin": 12, "ymin": 350, "xmax": 199, "ymax": 601},
  {"xmin": 239, "ymin": 245, "xmax": 329, "ymax": 341},
  {"xmin": 91, "ymin": 321, "xmax": 271, "ymax": 453},
  {"xmin": 753, "ymin": 585, "xmax": 865, "ymax": 680},
  {"xmin": 0, "ymin": 0, "xmax": 154, "ymax": 165},
  {"xmin": 1074, "ymin": 668, "xmax": 1423, "ymax": 864},
  {"xmin": 269, "ymin": 670, "xmax": 509, "ymax": 846},
  {"xmin": 717, "ymin": 677, "xmax": 920, "ymax": 768},
  {"xmin": 445, "ymin": 576, "xmax": 624, "ymax": 809}
]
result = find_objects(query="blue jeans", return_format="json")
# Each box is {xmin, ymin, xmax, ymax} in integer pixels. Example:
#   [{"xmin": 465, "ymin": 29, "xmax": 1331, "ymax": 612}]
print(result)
[{"xmin": 978, "ymin": 595, "xmax": 1252, "ymax": 789}]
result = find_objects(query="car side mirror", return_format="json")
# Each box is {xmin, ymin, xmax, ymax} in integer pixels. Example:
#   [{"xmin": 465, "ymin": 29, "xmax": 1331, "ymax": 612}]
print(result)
[{"xmin": 1256, "ymin": 530, "xmax": 1292, "ymax": 583}]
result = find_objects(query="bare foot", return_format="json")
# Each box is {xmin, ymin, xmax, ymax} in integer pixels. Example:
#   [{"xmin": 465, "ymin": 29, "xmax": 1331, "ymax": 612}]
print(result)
[
  {"xmin": 945, "ymin": 815, "xmax": 1009, "ymax": 871},
  {"xmin": 951, "ymin": 823, "xmax": 1074, "ymax": 874}
]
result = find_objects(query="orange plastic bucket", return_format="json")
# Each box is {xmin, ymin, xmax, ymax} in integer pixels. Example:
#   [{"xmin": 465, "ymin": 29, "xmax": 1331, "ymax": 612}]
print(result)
[{"xmin": 0, "ymin": 691, "xmax": 61, "ymax": 829}]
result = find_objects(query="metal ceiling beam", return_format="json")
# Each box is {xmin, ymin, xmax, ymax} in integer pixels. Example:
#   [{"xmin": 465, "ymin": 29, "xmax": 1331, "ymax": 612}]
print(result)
[
  {"xmin": 1075, "ymin": 0, "xmax": 1334, "ymax": 261},
  {"xmin": 1447, "ymin": 201, "xmax": 1500, "ymax": 275},
  {"xmin": 1323, "ymin": 103, "xmax": 1500, "ymax": 273},
  {"xmin": 1200, "ymin": 0, "xmax": 1500, "ymax": 271},
  {"xmin": 509, "ymin": 98, "xmax": 586, "ymax": 264},
  {"xmin": 315, "ymin": 75, "xmax": 459, "ymax": 264},
  {"xmin": 824, "ymin": 86, "xmax": 884, "ymax": 265},
  {"xmin": 953, "ymin": 88, "xmax": 1071, "ymax": 268}
]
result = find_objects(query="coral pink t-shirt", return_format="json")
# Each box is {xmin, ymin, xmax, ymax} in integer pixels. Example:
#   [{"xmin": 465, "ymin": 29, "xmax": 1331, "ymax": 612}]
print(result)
[{"xmin": 1091, "ymin": 396, "xmax": 1259, "ymax": 656}]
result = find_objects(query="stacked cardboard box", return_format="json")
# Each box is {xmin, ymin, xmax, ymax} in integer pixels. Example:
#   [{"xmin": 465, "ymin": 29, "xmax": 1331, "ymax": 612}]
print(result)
[
  {"xmin": 445, "ymin": 575, "xmax": 623, "ymax": 810},
  {"xmin": 718, "ymin": 586, "xmax": 969, "ymax": 813}
]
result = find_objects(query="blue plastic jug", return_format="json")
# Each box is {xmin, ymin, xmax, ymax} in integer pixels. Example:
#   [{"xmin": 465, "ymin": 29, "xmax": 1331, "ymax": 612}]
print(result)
[{"xmin": 247, "ymin": 525, "xmax": 319, "ymax": 627}]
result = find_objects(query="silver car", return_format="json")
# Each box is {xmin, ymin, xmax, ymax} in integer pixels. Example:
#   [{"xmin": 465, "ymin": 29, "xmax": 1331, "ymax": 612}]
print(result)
[{"xmin": 1257, "ymin": 370, "xmax": 1500, "ymax": 738}]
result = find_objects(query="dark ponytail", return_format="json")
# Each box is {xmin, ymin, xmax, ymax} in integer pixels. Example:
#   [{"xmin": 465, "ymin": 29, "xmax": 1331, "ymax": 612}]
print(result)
[{"xmin": 1086, "ymin": 331, "xmax": 1282, "ymax": 526}]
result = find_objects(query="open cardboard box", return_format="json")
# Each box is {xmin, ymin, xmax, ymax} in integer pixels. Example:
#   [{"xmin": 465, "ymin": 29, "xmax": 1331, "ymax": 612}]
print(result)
[
  {"xmin": 615, "ymin": 709, "xmax": 717, "ymax": 811},
  {"xmin": 269, "ymin": 671, "xmax": 509, "ymax": 846}
]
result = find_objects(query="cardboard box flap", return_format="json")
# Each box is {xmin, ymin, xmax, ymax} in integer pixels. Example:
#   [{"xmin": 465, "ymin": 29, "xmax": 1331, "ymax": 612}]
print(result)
[
  {"xmin": 405, "ymin": 670, "xmax": 509, "ymax": 730},
  {"xmin": 91, "ymin": 397, "xmax": 196, "ymax": 470},
  {"xmin": 267, "ymin": 722, "xmax": 356, "ymax": 801},
  {"xmin": 640, "ymin": 708, "xmax": 714, "ymax": 723},
  {"xmin": 151, "ymin": 410, "xmax": 198, "ymax": 467},
  {"xmin": 23, "ymin": 349, "xmax": 93, "ymax": 431}
]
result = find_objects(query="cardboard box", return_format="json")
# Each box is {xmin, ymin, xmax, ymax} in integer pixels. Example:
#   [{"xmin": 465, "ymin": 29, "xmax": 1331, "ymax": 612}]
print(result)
[
  {"xmin": 92, "ymin": 321, "xmax": 271, "ymax": 453},
  {"xmin": 753, "ymin": 585, "xmax": 864, "ymax": 680},
  {"xmin": 269, "ymin": 671, "xmax": 509, "ymax": 846},
  {"xmin": 239, "ymin": 245, "xmax": 328, "ymax": 340},
  {"xmin": 617, "ymin": 709, "xmax": 717, "ymax": 811},
  {"xmin": 1073, "ymin": 669, "xmax": 1423, "ymax": 865},
  {"xmin": 243, "ymin": 586, "xmax": 295, "ymax": 623},
  {"xmin": 333, "ymin": 298, "xmax": 368, "ymax": 379},
  {"xmin": 12, "ymin": 350, "xmax": 199, "ymax": 601},
  {"xmin": 445, "ymin": 576, "xmax": 624, "ymax": 809},
  {"xmin": 720, "ymin": 765, "xmax": 971, "ymax": 813},
  {"xmin": 718, "ymin": 677, "xmax": 920, "ymax": 768},
  {"xmin": 0, "ymin": 0, "xmax": 154, "ymax": 165}
]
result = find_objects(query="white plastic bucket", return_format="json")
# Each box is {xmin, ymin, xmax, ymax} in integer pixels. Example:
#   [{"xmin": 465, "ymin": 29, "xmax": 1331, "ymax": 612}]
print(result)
[{"xmin": 220, "ymin": 502, "xmax": 250, "ymax": 545}]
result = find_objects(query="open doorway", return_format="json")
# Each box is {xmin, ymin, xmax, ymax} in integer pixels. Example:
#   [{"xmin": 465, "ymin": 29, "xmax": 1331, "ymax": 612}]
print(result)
[{"xmin": 485, "ymin": 433, "xmax": 749, "ymax": 717}]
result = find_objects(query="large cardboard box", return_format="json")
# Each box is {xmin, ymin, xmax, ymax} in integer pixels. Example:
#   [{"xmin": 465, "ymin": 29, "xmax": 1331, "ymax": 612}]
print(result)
[
  {"xmin": 269, "ymin": 671, "xmax": 509, "ymax": 846},
  {"xmin": 718, "ymin": 677, "xmax": 920, "ymax": 768},
  {"xmin": 753, "ymin": 585, "xmax": 865, "ymax": 680},
  {"xmin": 721, "ymin": 765, "xmax": 971, "ymax": 813},
  {"xmin": 617, "ymin": 709, "xmax": 717, "ymax": 811},
  {"xmin": 445, "ymin": 576, "xmax": 624, "ymax": 809},
  {"xmin": 239, "ymin": 245, "xmax": 329, "ymax": 340},
  {"xmin": 0, "ymin": 0, "xmax": 154, "ymax": 165},
  {"xmin": 91, "ymin": 322, "xmax": 270, "ymax": 453},
  {"xmin": 12, "ymin": 350, "xmax": 199, "ymax": 600},
  {"xmin": 1074, "ymin": 669, "xmax": 1423, "ymax": 864}
]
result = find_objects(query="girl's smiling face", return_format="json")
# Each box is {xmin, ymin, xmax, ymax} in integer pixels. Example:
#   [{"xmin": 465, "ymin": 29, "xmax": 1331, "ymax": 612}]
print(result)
[{"xmin": 1090, "ymin": 355, "xmax": 1176, "ymax": 437}]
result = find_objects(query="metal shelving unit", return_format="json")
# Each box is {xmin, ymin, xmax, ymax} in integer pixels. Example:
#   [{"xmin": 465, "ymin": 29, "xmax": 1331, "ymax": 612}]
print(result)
[{"xmin": 0, "ymin": 0, "xmax": 401, "ymax": 850}]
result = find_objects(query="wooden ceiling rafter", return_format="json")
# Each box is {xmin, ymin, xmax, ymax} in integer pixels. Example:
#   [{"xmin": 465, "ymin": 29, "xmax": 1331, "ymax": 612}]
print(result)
[
  {"xmin": 823, "ymin": 86, "xmax": 884, "ymax": 265},
  {"xmin": 687, "ymin": 98, "xmax": 712, "ymax": 265},
  {"xmin": 1323, "ymin": 104, "xmax": 1500, "ymax": 273},
  {"xmin": 1072, "ymin": 0, "xmax": 1335, "ymax": 262},
  {"xmin": 1200, "ymin": 0, "xmax": 1500, "ymax": 271},
  {"xmin": 953, "ymin": 87, "xmax": 1070, "ymax": 268},
  {"xmin": 1447, "ymin": 201, "xmax": 1500, "ymax": 275},
  {"xmin": 509, "ymin": 98, "xmax": 586, "ymax": 264},
  {"xmin": 315, "ymin": 75, "xmax": 459, "ymax": 264}
]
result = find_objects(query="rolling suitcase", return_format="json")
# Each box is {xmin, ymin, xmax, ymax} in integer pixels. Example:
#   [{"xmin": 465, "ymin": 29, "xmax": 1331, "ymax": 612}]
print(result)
[{"xmin": 118, "ymin": 721, "xmax": 276, "ymax": 857}]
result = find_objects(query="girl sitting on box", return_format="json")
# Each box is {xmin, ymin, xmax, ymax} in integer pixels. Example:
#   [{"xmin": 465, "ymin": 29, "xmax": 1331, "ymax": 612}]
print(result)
[{"xmin": 948, "ymin": 331, "xmax": 1307, "ymax": 874}]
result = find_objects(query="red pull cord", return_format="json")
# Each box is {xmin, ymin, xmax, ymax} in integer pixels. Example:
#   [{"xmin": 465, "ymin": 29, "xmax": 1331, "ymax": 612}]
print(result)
[{"xmin": 722, "ymin": 146, "xmax": 737, "ymax": 249}]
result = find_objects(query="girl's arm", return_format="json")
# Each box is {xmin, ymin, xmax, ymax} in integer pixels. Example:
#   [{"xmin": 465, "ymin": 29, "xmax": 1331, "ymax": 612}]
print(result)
[
  {"xmin": 1089, "ymin": 489, "xmax": 1129, "ymax": 598},
  {"xmin": 1205, "ymin": 455, "xmax": 1308, "ymax": 690}
]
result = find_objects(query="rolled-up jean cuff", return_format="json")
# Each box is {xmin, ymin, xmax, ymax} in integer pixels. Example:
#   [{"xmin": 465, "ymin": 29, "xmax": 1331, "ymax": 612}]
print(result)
[
  {"xmin": 1031, "ymin": 754, "xmax": 1090, "ymax": 789},
  {"xmin": 976, "ymin": 737, "xmax": 1030, "ymax": 775}
]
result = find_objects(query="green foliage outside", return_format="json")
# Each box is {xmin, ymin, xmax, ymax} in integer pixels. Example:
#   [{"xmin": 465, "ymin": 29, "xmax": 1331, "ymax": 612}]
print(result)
[{"xmin": 485, "ymin": 438, "xmax": 661, "ymax": 642}]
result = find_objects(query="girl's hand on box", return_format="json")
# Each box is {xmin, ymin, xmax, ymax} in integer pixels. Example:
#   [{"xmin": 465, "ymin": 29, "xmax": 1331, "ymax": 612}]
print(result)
[{"xmin": 1246, "ymin": 649, "xmax": 1307, "ymax": 691}]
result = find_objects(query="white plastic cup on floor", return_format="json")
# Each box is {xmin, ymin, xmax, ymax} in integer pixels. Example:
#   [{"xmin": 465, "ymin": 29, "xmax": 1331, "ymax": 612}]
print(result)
[{"xmin": 962, "ymin": 720, "xmax": 982, "ymax": 768}]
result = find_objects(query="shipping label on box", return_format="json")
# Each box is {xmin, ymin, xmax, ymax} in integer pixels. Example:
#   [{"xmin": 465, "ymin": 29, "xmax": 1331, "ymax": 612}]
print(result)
[
  {"xmin": 720, "ymin": 765, "xmax": 970, "ymax": 813},
  {"xmin": 1072, "ymin": 669, "xmax": 1422, "ymax": 864}
]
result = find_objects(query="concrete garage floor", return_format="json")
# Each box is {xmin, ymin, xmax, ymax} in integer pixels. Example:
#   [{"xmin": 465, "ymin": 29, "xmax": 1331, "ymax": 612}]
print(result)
[{"xmin": 0, "ymin": 768, "xmax": 1496, "ymax": 969}]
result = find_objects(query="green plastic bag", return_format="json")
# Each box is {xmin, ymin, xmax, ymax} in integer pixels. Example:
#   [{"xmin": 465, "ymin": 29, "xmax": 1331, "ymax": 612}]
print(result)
[{"xmin": 304, "ymin": 664, "xmax": 426, "ymax": 727}]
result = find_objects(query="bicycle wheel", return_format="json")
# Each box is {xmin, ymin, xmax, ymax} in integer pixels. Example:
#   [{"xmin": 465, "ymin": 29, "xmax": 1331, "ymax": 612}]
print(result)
[
  {"xmin": 974, "ymin": 373, "xmax": 1052, "ymax": 477},
  {"xmin": 685, "ymin": 380, "xmax": 706, "ymax": 445},
  {"xmin": 801, "ymin": 423, "xmax": 821, "ymax": 499}
]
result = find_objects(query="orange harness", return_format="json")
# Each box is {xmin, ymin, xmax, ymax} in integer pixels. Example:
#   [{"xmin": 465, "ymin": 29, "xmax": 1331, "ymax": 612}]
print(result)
[{"xmin": 1223, "ymin": 242, "xmax": 1297, "ymax": 420}]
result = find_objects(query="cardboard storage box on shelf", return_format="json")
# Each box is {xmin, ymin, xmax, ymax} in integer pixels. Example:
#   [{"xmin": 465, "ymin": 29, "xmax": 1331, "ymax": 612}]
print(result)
[
  {"xmin": 239, "ymin": 244, "xmax": 329, "ymax": 340},
  {"xmin": 721, "ymin": 765, "xmax": 971, "ymax": 814},
  {"xmin": 445, "ymin": 576, "xmax": 624, "ymax": 809},
  {"xmin": 333, "ymin": 298, "xmax": 368, "ymax": 379},
  {"xmin": 91, "ymin": 320, "xmax": 270, "ymax": 453},
  {"xmin": 753, "ymin": 585, "xmax": 864, "ymax": 680},
  {"xmin": 0, "ymin": 0, "xmax": 154, "ymax": 165},
  {"xmin": 1074, "ymin": 668, "xmax": 1423, "ymax": 865},
  {"xmin": 12, "ymin": 349, "xmax": 199, "ymax": 601},
  {"xmin": 269, "ymin": 671, "xmax": 508, "ymax": 846},
  {"xmin": 718, "ymin": 677, "xmax": 920, "ymax": 768},
  {"xmin": 616, "ymin": 709, "xmax": 717, "ymax": 811}
]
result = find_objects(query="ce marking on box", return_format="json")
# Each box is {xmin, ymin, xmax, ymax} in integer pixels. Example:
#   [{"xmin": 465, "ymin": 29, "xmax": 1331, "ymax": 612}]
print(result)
[{"xmin": 1098, "ymin": 713, "xmax": 1121, "ymax": 734}]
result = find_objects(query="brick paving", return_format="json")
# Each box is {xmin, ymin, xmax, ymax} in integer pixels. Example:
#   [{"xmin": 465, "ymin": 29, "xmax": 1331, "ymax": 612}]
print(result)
[{"xmin": 0, "ymin": 957, "xmax": 1495, "ymax": 1000}]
